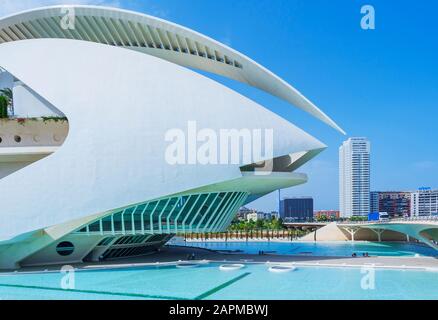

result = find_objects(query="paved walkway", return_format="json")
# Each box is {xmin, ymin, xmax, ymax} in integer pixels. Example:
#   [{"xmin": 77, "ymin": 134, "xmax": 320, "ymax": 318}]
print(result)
[{"xmin": 7, "ymin": 245, "xmax": 438, "ymax": 274}]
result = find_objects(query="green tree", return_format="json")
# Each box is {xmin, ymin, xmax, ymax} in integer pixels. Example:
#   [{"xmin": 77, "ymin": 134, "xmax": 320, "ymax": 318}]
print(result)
[
  {"xmin": 0, "ymin": 88, "xmax": 12, "ymax": 104},
  {"xmin": 0, "ymin": 88, "xmax": 12, "ymax": 114},
  {"xmin": 349, "ymin": 216, "xmax": 368, "ymax": 222},
  {"xmin": 227, "ymin": 216, "xmax": 286, "ymax": 232},
  {"xmin": 269, "ymin": 217, "xmax": 284, "ymax": 230},
  {"xmin": 0, "ymin": 95, "xmax": 8, "ymax": 118},
  {"xmin": 255, "ymin": 219, "xmax": 264, "ymax": 229}
]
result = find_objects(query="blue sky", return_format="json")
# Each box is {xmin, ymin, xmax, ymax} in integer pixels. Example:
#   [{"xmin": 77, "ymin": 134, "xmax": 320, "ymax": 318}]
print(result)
[{"xmin": 2, "ymin": 0, "xmax": 437, "ymax": 211}]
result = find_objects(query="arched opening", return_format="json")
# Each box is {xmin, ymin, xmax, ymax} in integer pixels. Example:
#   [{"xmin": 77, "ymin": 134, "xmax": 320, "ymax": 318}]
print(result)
[{"xmin": 419, "ymin": 228, "xmax": 438, "ymax": 248}]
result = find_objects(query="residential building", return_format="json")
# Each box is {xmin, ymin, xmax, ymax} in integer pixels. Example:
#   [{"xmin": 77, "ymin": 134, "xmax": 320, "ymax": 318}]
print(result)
[
  {"xmin": 411, "ymin": 188, "xmax": 438, "ymax": 217},
  {"xmin": 247, "ymin": 212, "xmax": 266, "ymax": 222},
  {"xmin": 237, "ymin": 207, "xmax": 256, "ymax": 221},
  {"xmin": 314, "ymin": 210, "xmax": 340, "ymax": 220},
  {"xmin": 339, "ymin": 137, "xmax": 370, "ymax": 218},
  {"xmin": 270, "ymin": 211, "xmax": 280, "ymax": 220},
  {"xmin": 370, "ymin": 191, "xmax": 411, "ymax": 218}
]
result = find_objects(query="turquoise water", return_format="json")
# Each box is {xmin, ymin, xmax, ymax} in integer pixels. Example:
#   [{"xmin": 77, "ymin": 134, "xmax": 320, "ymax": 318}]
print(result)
[
  {"xmin": 0, "ymin": 263, "xmax": 437, "ymax": 300},
  {"xmin": 183, "ymin": 241, "xmax": 438, "ymax": 257}
]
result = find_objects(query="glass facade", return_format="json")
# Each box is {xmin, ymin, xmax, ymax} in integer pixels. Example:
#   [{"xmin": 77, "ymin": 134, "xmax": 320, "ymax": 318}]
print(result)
[
  {"xmin": 370, "ymin": 191, "xmax": 411, "ymax": 218},
  {"xmin": 280, "ymin": 197, "xmax": 314, "ymax": 222},
  {"xmin": 74, "ymin": 191, "xmax": 248, "ymax": 236}
]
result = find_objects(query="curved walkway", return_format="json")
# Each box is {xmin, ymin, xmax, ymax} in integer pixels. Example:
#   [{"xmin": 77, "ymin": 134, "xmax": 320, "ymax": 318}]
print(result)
[{"xmin": 4, "ymin": 245, "xmax": 437, "ymax": 274}]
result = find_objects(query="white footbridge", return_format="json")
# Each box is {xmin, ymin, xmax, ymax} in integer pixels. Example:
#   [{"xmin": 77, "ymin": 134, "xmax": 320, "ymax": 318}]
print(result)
[{"xmin": 337, "ymin": 217, "xmax": 438, "ymax": 250}]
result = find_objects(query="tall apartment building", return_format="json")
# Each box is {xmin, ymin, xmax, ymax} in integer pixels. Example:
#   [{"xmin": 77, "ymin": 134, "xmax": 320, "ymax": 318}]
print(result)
[
  {"xmin": 339, "ymin": 138, "xmax": 370, "ymax": 218},
  {"xmin": 370, "ymin": 191, "xmax": 411, "ymax": 218},
  {"xmin": 411, "ymin": 188, "xmax": 438, "ymax": 217}
]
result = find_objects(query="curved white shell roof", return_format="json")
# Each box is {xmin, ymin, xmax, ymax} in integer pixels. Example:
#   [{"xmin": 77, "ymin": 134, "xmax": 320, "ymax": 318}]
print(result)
[
  {"xmin": 0, "ymin": 38, "xmax": 326, "ymax": 242},
  {"xmin": 0, "ymin": 5, "xmax": 345, "ymax": 134}
]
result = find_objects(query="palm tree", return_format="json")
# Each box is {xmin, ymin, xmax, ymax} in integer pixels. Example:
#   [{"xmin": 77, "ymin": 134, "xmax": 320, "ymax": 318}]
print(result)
[
  {"xmin": 0, "ymin": 95, "xmax": 8, "ymax": 118},
  {"xmin": 0, "ymin": 88, "xmax": 13, "ymax": 115}
]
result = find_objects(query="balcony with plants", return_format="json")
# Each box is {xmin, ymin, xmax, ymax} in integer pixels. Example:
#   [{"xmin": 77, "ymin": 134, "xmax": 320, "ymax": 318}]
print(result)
[{"xmin": 0, "ymin": 88, "xmax": 69, "ymax": 148}]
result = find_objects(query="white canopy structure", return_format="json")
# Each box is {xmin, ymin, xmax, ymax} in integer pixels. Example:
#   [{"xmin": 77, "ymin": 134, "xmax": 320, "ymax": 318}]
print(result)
[{"xmin": 0, "ymin": 5, "xmax": 344, "ymax": 134}]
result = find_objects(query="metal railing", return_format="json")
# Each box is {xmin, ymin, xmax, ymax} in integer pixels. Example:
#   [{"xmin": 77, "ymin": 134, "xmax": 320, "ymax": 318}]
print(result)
[{"xmin": 181, "ymin": 229, "xmax": 308, "ymax": 242}]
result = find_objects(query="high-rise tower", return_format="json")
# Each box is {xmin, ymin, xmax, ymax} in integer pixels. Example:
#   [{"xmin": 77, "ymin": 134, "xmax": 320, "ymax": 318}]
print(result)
[{"xmin": 339, "ymin": 138, "xmax": 370, "ymax": 217}]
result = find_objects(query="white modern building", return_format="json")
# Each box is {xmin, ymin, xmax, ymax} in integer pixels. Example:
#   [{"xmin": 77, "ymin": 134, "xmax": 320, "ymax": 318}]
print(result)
[
  {"xmin": 237, "ymin": 207, "xmax": 257, "ymax": 221},
  {"xmin": 246, "ymin": 212, "xmax": 265, "ymax": 222},
  {"xmin": 411, "ymin": 188, "xmax": 438, "ymax": 217},
  {"xmin": 339, "ymin": 138, "xmax": 370, "ymax": 218},
  {"xmin": 0, "ymin": 5, "xmax": 343, "ymax": 269}
]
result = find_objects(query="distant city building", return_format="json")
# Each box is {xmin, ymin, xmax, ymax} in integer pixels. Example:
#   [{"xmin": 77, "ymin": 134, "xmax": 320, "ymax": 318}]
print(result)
[
  {"xmin": 370, "ymin": 191, "xmax": 379, "ymax": 213},
  {"xmin": 270, "ymin": 211, "xmax": 280, "ymax": 220},
  {"xmin": 240, "ymin": 208, "xmax": 280, "ymax": 222},
  {"xmin": 339, "ymin": 137, "xmax": 370, "ymax": 218},
  {"xmin": 247, "ymin": 212, "xmax": 265, "ymax": 222},
  {"xmin": 280, "ymin": 197, "xmax": 314, "ymax": 222},
  {"xmin": 370, "ymin": 191, "xmax": 411, "ymax": 218},
  {"xmin": 314, "ymin": 210, "xmax": 340, "ymax": 220},
  {"xmin": 260, "ymin": 211, "xmax": 280, "ymax": 220},
  {"xmin": 237, "ymin": 207, "xmax": 256, "ymax": 221},
  {"xmin": 411, "ymin": 188, "xmax": 438, "ymax": 217}
]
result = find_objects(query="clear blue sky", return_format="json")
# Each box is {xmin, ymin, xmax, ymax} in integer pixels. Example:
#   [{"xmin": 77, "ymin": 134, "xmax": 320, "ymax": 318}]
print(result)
[{"xmin": 2, "ymin": 0, "xmax": 437, "ymax": 211}]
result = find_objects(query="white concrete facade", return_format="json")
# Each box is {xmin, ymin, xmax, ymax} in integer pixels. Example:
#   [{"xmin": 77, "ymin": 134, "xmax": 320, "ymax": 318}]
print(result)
[
  {"xmin": 247, "ymin": 212, "xmax": 265, "ymax": 222},
  {"xmin": 0, "ymin": 6, "xmax": 343, "ymax": 269},
  {"xmin": 0, "ymin": 5, "xmax": 344, "ymax": 134},
  {"xmin": 13, "ymin": 81, "xmax": 65, "ymax": 118}
]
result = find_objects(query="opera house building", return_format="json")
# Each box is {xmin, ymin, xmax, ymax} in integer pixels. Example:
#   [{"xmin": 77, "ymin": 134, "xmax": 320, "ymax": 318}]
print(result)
[{"xmin": 0, "ymin": 6, "xmax": 342, "ymax": 269}]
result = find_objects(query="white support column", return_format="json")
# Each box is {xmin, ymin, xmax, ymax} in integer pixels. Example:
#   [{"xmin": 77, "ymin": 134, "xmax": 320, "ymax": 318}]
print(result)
[
  {"xmin": 158, "ymin": 198, "xmax": 172, "ymax": 233},
  {"xmin": 120, "ymin": 209, "xmax": 127, "ymax": 235},
  {"xmin": 131, "ymin": 205, "xmax": 138, "ymax": 235},
  {"xmin": 345, "ymin": 227, "xmax": 359, "ymax": 242},
  {"xmin": 370, "ymin": 228, "xmax": 385, "ymax": 242},
  {"xmin": 149, "ymin": 201, "xmax": 160, "ymax": 234},
  {"xmin": 165, "ymin": 198, "xmax": 179, "ymax": 234},
  {"xmin": 140, "ymin": 203, "xmax": 150, "ymax": 235}
]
